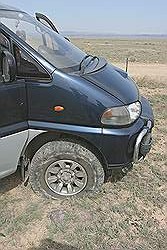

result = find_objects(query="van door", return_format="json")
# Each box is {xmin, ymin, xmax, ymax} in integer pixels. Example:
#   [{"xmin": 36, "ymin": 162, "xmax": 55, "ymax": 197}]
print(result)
[{"xmin": 0, "ymin": 32, "xmax": 28, "ymax": 179}]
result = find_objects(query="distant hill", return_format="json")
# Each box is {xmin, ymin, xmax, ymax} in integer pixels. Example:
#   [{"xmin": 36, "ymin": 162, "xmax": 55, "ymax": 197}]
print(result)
[{"xmin": 61, "ymin": 31, "xmax": 167, "ymax": 39}]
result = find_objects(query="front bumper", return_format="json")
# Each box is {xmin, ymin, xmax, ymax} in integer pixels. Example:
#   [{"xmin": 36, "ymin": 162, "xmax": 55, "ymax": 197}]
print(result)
[{"xmin": 101, "ymin": 96, "xmax": 154, "ymax": 168}]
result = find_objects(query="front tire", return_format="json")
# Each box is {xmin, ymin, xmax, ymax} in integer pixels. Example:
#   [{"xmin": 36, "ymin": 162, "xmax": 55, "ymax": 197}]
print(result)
[{"xmin": 29, "ymin": 140, "xmax": 105, "ymax": 199}]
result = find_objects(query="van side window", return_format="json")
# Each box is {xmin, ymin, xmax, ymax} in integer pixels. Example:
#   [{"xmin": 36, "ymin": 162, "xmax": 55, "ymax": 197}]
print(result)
[
  {"xmin": 0, "ymin": 33, "xmax": 10, "ymax": 83},
  {"xmin": 0, "ymin": 45, "xmax": 2, "ymax": 82},
  {"xmin": 0, "ymin": 59, "xmax": 2, "ymax": 83},
  {"xmin": 13, "ymin": 44, "xmax": 51, "ymax": 81},
  {"xmin": 0, "ymin": 33, "xmax": 10, "ymax": 49}
]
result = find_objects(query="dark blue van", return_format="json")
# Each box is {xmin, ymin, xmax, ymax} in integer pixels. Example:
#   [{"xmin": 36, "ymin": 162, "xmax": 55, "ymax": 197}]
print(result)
[{"xmin": 0, "ymin": 4, "xmax": 153, "ymax": 198}]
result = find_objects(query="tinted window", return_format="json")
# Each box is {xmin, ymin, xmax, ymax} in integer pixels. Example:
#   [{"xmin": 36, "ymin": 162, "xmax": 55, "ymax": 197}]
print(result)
[
  {"xmin": 0, "ymin": 33, "xmax": 10, "ymax": 82},
  {"xmin": 0, "ymin": 32, "xmax": 9, "ymax": 49},
  {"xmin": 14, "ymin": 44, "xmax": 50, "ymax": 80},
  {"xmin": 0, "ymin": 63, "xmax": 2, "ymax": 82},
  {"xmin": 0, "ymin": 45, "xmax": 2, "ymax": 82}
]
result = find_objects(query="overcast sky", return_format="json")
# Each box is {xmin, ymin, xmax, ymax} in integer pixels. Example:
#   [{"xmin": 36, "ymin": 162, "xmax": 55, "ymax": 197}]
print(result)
[{"xmin": 0, "ymin": 0, "xmax": 166, "ymax": 34}]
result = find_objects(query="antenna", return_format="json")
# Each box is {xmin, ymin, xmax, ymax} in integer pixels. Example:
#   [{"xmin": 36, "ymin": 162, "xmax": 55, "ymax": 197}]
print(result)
[{"xmin": 125, "ymin": 57, "xmax": 129, "ymax": 72}]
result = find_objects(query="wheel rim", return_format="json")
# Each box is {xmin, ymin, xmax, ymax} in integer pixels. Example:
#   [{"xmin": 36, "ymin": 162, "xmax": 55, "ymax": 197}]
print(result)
[{"xmin": 45, "ymin": 160, "xmax": 88, "ymax": 196}]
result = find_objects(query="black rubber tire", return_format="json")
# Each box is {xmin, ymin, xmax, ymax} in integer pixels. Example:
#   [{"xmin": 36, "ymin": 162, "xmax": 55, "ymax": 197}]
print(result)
[{"xmin": 29, "ymin": 140, "xmax": 105, "ymax": 199}]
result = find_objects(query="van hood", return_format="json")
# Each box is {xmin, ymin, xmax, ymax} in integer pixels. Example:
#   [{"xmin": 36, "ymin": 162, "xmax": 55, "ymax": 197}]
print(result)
[{"xmin": 82, "ymin": 63, "xmax": 139, "ymax": 104}]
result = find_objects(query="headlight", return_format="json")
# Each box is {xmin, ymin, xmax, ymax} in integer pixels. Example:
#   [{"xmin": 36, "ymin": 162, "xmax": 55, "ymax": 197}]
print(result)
[{"xmin": 101, "ymin": 101, "xmax": 141, "ymax": 126}]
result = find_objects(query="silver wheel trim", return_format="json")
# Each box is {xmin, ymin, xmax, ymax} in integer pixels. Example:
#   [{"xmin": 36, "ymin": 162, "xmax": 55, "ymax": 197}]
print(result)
[{"xmin": 45, "ymin": 160, "xmax": 88, "ymax": 196}]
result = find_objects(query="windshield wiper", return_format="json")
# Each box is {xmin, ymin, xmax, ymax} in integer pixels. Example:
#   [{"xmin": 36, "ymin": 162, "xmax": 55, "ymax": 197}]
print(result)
[{"xmin": 79, "ymin": 55, "xmax": 99, "ymax": 74}]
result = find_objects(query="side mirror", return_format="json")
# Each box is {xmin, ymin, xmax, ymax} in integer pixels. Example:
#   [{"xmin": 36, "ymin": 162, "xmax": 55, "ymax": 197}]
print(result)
[{"xmin": 1, "ymin": 50, "xmax": 16, "ymax": 83}]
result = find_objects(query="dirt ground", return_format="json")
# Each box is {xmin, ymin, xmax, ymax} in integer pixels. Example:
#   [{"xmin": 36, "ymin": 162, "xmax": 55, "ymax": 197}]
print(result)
[{"xmin": 0, "ymin": 39, "xmax": 167, "ymax": 250}]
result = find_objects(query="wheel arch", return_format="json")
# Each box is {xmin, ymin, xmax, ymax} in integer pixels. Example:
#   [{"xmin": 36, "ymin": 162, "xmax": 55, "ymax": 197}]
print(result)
[{"xmin": 23, "ymin": 131, "xmax": 108, "ymax": 173}]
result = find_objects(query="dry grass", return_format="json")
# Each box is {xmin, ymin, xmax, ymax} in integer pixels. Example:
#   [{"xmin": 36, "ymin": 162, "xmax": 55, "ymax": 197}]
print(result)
[
  {"xmin": 71, "ymin": 38, "xmax": 167, "ymax": 64},
  {"xmin": 0, "ymin": 39, "xmax": 167, "ymax": 250}
]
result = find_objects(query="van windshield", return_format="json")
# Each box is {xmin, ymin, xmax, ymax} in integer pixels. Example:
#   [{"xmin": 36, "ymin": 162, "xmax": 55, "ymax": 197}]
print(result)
[{"xmin": 0, "ymin": 10, "xmax": 86, "ymax": 71}]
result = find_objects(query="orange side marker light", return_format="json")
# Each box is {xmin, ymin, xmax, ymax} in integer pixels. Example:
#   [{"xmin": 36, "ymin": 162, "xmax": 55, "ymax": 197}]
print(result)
[{"xmin": 53, "ymin": 106, "xmax": 65, "ymax": 112}]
